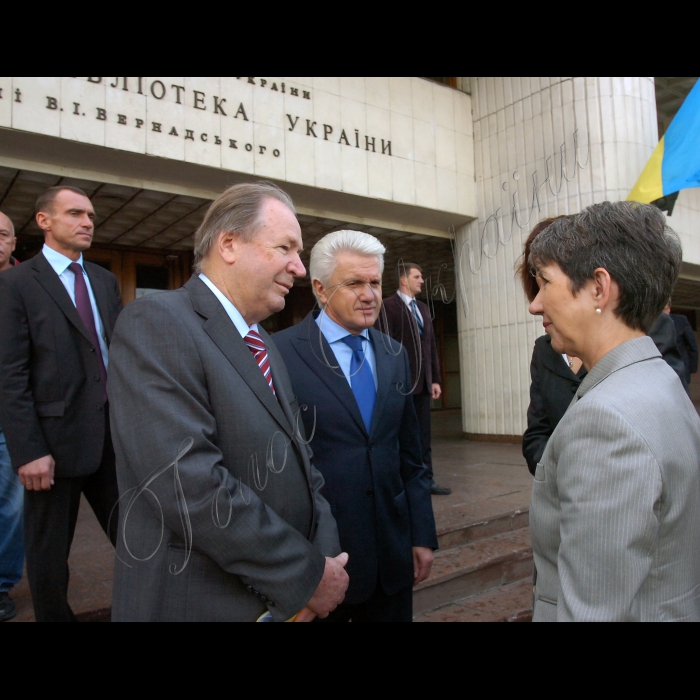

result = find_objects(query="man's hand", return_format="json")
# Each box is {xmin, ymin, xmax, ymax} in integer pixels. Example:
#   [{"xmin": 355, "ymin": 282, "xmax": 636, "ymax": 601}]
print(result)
[
  {"xmin": 413, "ymin": 546, "xmax": 434, "ymax": 585},
  {"xmin": 304, "ymin": 552, "xmax": 349, "ymax": 619},
  {"xmin": 18, "ymin": 454, "xmax": 55, "ymax": 491},
  {"xmin": 431, "ymin": 383, "xmax": 442, "ymax": 400}
]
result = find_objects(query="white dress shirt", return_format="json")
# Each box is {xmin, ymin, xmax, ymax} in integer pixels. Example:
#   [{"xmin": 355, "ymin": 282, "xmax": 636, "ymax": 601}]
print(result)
[
  {"xmin": 198, "ymin": 273, "xmax": 258, "ymax": 337},
  {"xmin": 315, "ymin": 309, "xmax": 377, "ymax": 390},
  {"xmin": 42, "ymin": 244, "xmax": 109, "ymax": 366},
  {"xmin": 397, "ymin": 289, "xmax": 423, "ymax": 324}
]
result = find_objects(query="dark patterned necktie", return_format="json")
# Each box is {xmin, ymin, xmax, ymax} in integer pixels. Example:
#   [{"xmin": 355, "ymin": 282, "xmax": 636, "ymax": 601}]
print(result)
[
  {"xmin": 68, "ymin": 262, "xmax": 107, "ymax": 403},
  {"xmin": 245, "ymin": 329, "xmax": 276, "ymax": 395}
]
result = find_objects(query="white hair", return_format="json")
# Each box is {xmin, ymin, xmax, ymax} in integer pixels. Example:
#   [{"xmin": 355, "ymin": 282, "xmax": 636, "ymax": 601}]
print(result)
[{"xmin": 310, "ymin": 229, "xmax": 385, "ymax": 302}]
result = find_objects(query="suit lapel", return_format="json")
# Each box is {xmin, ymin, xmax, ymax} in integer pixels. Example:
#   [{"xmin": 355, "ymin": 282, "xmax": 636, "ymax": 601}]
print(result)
[
  {"xmin": 368, "ymin": 327, "xmax": 394, "ymax": 436},
  {"xmin": 292, "ymin": 313, "xmax": 367, "ymax": 435},
  {"xmin": 32, "ymin": 252, "xmax": 92, "ymax": 344},
  {"xmin": 186, "ymin": 277, "xmax": 295, "ymax": 441},
  {"xmin": 84, "ymin": 263, "xmax": 113, "ymax": 342}
]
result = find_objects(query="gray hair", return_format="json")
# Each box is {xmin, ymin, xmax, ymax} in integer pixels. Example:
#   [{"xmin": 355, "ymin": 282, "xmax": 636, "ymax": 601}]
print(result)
[
  {"xmin": 193, "ymin": 181, "xmax": 295, "ymax": 273},
  {"xmin": 529, "ymin": 201, "xmax": 682, "ymax": 333},
  {"xmin": 310, "ymin": 229, "xmax": 386, "ymax": 302}
]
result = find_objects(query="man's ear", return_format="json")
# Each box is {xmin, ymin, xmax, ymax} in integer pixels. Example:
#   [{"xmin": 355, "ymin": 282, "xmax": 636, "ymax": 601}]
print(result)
[
  {"xmin": 10, "ymin": 236, "xmax": 16, "ymax": 253},
  {"xmin": 35, "ymin": 211, "xmax": 50, "ymax": 233},
  {"xmin": 217, "ymin": 232, "xmax": 238, "ymax": 264},
  {"xmin": 313, "ymin": 278, "xmax": 327, "ymax": 306}
]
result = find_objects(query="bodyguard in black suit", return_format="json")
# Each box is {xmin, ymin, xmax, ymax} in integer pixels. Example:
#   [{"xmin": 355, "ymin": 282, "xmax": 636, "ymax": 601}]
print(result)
[
  {"xmin": 669, "ymin": 311, "xmax": 698, "ymax": 385},
  {"xmin": 0, "ymin": 187, "xmax": 122, "ymax": 621},
  {"xmin": 273, "ymin": 231, "xmax": 437, "ymax": 621},
  {"xmin": 377, "ymin": 264, "xmax": 451, "ymax": 495},
  {"xmin": 648, "ymin": 311, "xmax": 689, "ymax": 396}
]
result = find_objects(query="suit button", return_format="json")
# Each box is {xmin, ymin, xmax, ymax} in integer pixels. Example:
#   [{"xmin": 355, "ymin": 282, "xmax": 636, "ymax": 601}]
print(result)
[
  {"xmin": 94, "ymin": 375, "xmax": 101, "ymax": 382},
  {"xmin": 97, "ymin": 405, "xmax": 103, "ymax": 411},
  {"xmin": 89, "ymin": 346, "xmax": 96, "ymax": 353},
  {"xmin": 366, "ymin": 489, "xmax": 374, "ymax": 496},
  {"xmin": 571, "ymin": 385, "xmax": 577, "ymax": 393}
]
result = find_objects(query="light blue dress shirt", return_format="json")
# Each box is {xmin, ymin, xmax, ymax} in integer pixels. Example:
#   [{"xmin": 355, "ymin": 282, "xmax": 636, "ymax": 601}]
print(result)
[
  {"xmin": 42, "ymin": 244, "xmax": 109, "ymax": 367},
  {"xmin": 315, "ymin": 309, "xmax": 377, "ymax": 390},
  {"xmin": 199, "ymin": 273, "xmax": 258, "ymax": 338}
]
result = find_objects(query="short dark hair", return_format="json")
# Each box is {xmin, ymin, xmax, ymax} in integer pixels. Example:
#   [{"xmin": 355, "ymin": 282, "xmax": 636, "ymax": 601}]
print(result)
[
  {"xmin": 399, "ymin": 262, "xmax": 422, "ymax": 278},
  {"xmin": 529, "ymin": 201, "xmax": 682, "ymax": 333},
  {"xmin": 516, "ymin": 216, "xmax": 569, "ymax": 302},
  {"xmin": 35, "ymin": 186, "xmax": 90, "ymax": 215}
]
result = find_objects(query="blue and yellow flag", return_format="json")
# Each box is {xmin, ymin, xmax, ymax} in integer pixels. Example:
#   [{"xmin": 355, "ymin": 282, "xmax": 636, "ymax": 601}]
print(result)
[{"xmin": 628, "ymin": 79, "xmax": 700, "ymax": 203}]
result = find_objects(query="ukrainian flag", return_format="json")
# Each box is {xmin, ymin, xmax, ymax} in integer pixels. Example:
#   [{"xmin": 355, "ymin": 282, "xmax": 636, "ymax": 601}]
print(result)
[{"xmin": 628, "ymin": 79, "xmax": 700, "ymax": 203}]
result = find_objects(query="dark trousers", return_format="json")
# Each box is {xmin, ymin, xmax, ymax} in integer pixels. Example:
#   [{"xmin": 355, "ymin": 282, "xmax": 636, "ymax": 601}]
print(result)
[
  {"xmin": 413, "ymin": 391, "xmax": 433, "ymax": 481},
  {"xmin": 24, "ymin": 409, "xmax": 118, "ymax": 622},
  {"xmin": 318, "ymin": 583, "xmax": 413, "ymax": 622}
]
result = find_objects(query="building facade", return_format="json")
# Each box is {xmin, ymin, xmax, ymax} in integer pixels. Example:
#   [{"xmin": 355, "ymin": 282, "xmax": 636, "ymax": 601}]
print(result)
[{"xmin": 0, "ymin": 77, "xmax": 697, "ymax": 439}]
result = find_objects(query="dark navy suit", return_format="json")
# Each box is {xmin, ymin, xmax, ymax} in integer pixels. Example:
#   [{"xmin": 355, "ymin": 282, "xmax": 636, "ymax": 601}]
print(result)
[{"xmin": 273, "ymin": 311, "xmax": 437, "ymax": 612}]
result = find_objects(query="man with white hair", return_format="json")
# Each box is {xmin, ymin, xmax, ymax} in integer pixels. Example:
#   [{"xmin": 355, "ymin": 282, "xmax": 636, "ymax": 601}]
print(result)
[{"xmin": 274, "ymin": 230, "xmax": 437, "ymax": 622}]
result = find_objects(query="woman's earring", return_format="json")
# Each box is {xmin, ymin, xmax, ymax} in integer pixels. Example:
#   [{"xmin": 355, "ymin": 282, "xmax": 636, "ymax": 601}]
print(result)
[{"xmin": 595, "ymin": 306, "xmax": 602, "ymax": 314}]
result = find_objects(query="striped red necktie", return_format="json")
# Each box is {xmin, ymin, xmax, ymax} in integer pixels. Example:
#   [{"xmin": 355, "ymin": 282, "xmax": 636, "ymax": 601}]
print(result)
[{"xmin": 245, "ymin": 329, "xmax": 276, "ymax": 395}]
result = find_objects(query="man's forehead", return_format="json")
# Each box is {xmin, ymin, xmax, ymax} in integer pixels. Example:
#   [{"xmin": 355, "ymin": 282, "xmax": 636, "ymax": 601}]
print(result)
[
  {"xmin": 55, "ymin": 191, "xmax": 94, "ymax": 211},
  {"xmin": 0, "ymin": 212, "xmax": 13, "ymax": 232},
  {"xmin": 336, "ymin": 253, "xmax": 381, "ymax": 277}
]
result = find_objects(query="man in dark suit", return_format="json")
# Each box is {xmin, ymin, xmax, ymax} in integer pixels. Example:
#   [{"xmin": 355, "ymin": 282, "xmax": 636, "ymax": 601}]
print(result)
[
  {"xmin": 274, "ymin": 230, "xmax": 437, "ymax": 622},
  {"xmin": 666, "ymin": 305, "xmax": 699, "ymax": 386},
  {"xmin": 376, "ymin": 263, "xmax": 451, "ymax": 495},
  {"xmin": 648, "ymin": 310, "xmax": 690, "ymax": 396},
  {"xmin": 108, "ymin": 182, "xmax": 347, "ymax": 622},
  {"xmin": 0, "ymin": 187, "xmax": 122, "ymax": 621},
  {"xmin": 0, "ymin": 211, "xmax": 23, "ymax": 622}
]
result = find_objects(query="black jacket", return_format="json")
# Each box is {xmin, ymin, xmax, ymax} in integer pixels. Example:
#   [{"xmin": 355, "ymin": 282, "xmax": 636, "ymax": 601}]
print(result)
[
  {"xmin": 523, "ymin": 335, "xmax": 587, "ymax": 475},
  {"xmin": 648, "ymin": 313, "xmax": 690, "ymax": 396},
  {"xmin": 273, "ymin": 311, "xmax": 437, "ymax": 604},
  {"xmin": 670, "ymin": 313, "xmax": 699, "ymax": 383},
  {"xmin": 0, "ymin": 251, "xmax": 122, "ymax": 476}
]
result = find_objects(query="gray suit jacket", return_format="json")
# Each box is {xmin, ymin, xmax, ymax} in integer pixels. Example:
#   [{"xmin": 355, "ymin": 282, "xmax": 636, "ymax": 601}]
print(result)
[
  {"xmin": 531, "ymin": 336, "xmax": 700, "ymax": 622},
  {"xmin": 108, "ymin": 276, "xmax": 340, "ymax": 622}
]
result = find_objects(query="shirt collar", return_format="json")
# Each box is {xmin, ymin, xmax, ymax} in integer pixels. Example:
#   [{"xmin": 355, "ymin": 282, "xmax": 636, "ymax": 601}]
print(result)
[
  {"xmin": 397, "ymin": 290, "xmax": 414, "ymax": 306},
  {"xmin": 315, "ymin": 308, "xmax": 370, "ymax": 344},
  {"xmin": 198, "ymin": 273, "xmax": 256, "ymax": 338},
  {"xmin": 42, "ymin": 244, "xmax": 84, "ymax": 276}
]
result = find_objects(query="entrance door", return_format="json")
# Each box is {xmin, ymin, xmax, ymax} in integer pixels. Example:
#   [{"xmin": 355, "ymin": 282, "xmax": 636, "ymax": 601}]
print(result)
[{"xmin": 83, "ymin": 247, "xmax": 191, "ymax": 304}]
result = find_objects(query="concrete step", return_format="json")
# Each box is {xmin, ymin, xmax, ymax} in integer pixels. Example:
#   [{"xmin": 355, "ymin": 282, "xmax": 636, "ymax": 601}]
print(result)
[
  {"xmin": 414, "ymin": 527, "xmax": 533, "ymax": 615},
  {"xmin": 414, "ymin": 578, "xmax": 533, "ymax": 622},
  {"xmin": 437, "ymin": 506, "xmax": 529, "ymax": 549}
]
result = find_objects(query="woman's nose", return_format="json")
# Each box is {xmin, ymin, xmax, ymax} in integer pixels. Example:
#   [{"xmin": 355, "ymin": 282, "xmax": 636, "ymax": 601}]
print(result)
[{"xmin": 529, "ymin": 294, "xmax": 544, "ymax": 316}]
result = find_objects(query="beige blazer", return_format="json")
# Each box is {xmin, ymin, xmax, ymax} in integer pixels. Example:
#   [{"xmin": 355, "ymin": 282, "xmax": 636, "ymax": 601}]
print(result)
[{"xmin": 531, "ymin": 336, "xmax": 700, "ymax": 621}]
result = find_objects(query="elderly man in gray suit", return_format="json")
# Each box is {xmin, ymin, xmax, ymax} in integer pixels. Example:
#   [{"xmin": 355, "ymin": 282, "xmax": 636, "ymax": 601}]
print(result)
[
  {"xmin": 526, "ymin": 202, "xmax": 700, "ymax": 622},
  {"xmin": 108, "ymin": 182, "xmax": 348, "ymax": 622}
]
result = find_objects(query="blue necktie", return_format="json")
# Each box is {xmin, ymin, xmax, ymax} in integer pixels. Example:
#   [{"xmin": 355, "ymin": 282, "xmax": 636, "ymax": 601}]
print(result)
[
  {"xmin": 341, "ymin": 334, "xmax": 376, "ymax": 433},
  {"xmin": 410, "ymin": 299, "xmax": 424, "ymax": 335}
]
